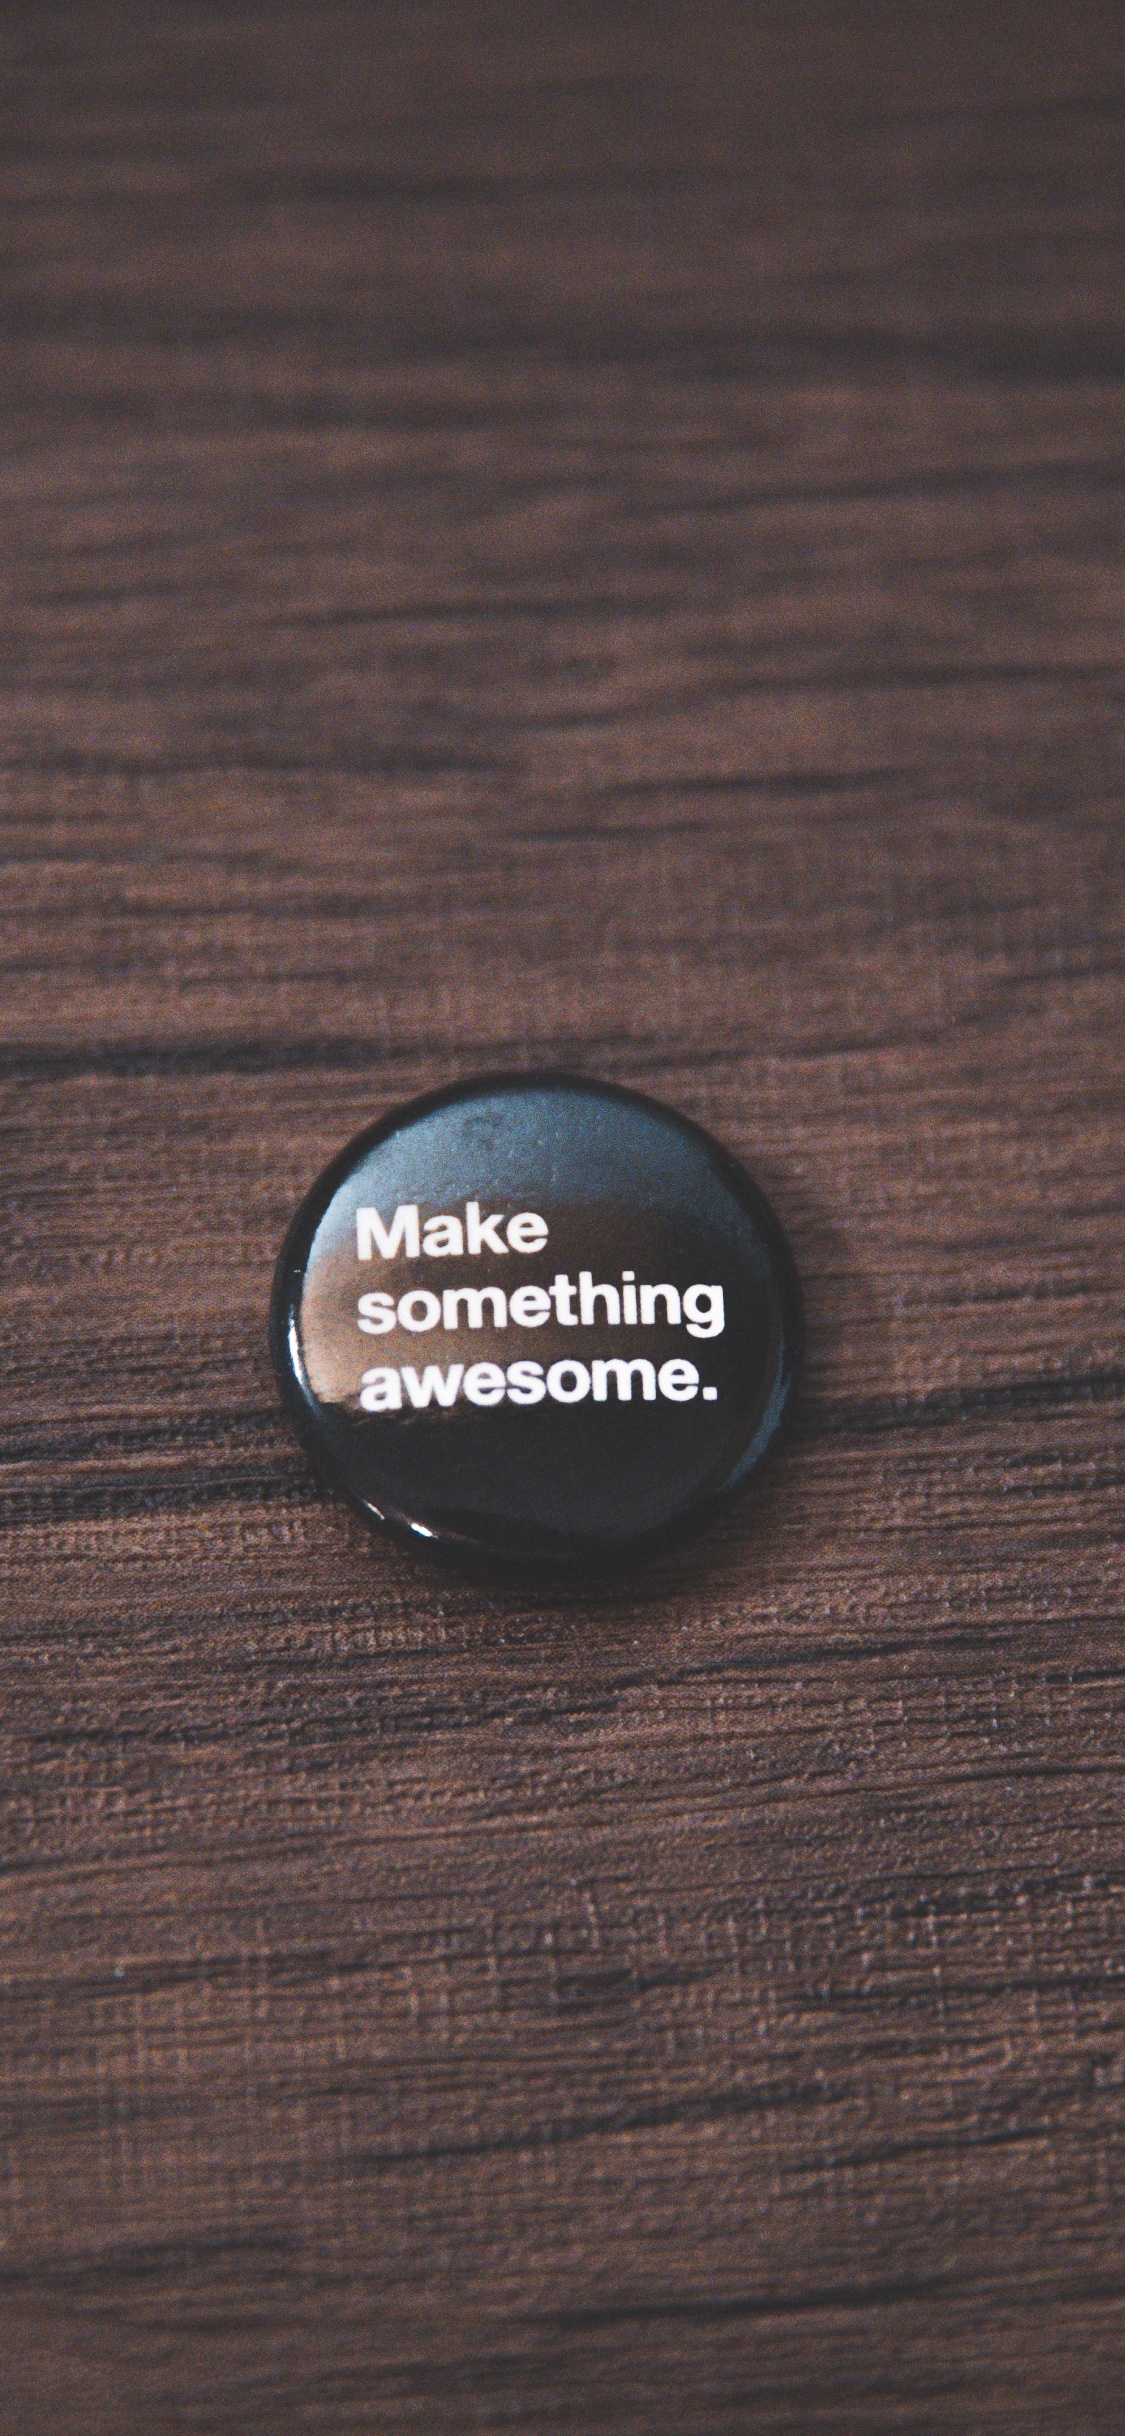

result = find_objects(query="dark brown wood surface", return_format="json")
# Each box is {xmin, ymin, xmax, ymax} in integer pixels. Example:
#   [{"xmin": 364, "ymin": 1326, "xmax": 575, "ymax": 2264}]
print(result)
[{"xmin": 1, "ymin": 6, "xmax": 1123, "ymax": 2428}]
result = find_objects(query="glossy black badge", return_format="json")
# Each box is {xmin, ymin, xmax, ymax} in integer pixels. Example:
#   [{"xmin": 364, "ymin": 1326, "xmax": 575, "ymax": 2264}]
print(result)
[{"xmin": 270, "ymin": 1075, "xmax": 803, "ymax": 1574}]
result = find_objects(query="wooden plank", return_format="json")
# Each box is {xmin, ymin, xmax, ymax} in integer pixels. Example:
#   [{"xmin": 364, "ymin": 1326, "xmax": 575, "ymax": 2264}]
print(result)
[{"xmin": 0, "ymin": 4, "xmax": 1122, "ymax": 2427}]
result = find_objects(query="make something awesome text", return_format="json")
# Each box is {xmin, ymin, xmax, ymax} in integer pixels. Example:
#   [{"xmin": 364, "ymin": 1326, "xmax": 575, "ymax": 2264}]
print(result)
[{"xmin": 350, "ymin": 1201, "xmax": 726, "ymax": 1413}]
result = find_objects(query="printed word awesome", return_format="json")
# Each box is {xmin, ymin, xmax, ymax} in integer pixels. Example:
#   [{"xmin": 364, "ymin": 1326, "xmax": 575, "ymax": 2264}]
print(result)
[{"xmin": 360, "ymin": 1357, "xmax": 718, "ymax": 1412}]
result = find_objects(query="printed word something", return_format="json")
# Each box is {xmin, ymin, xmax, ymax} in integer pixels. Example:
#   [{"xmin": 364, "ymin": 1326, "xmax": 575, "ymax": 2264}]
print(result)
[{"xmin": 358, "ymin": 1273, "xmax": 725, "ymax": 1340}]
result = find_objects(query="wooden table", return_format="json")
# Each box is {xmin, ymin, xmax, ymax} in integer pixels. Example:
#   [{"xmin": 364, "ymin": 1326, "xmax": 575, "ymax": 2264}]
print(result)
[{"xmin": 2, "ymin": 6, "xmax": 1122, "ymax": 2428}]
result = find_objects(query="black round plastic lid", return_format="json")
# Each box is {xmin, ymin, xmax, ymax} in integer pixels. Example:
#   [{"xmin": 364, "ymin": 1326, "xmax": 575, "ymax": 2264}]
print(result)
[{"xmin": 270, "ymin": 1075, "xmax": 803, "ymax": 1574}]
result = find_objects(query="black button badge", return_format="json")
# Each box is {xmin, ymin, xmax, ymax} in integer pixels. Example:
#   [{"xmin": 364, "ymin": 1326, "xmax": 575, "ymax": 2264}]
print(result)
[{"xmin": 270, "ymin": 1075, "xmax": 803, "ymax": 1574}]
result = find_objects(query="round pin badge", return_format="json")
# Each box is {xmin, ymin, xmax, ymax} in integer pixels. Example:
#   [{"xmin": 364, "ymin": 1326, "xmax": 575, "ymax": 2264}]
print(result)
[{"xmin": 270, "ymin": 1074, "xmax": 803, "ymax": 1574}]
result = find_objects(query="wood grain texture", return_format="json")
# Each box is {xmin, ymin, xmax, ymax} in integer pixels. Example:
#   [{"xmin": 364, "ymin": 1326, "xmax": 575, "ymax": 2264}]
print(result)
[{"xmin": 1, "ymin": 4, "xmax": 1123, "ymax": 2428}]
